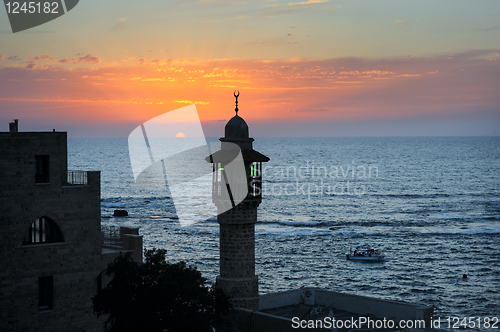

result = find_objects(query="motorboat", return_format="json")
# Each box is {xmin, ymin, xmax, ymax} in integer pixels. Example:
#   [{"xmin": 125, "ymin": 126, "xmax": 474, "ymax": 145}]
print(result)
[{"xmin": 346, "ymin": 245, "xmax": 385, "ymax": 261}]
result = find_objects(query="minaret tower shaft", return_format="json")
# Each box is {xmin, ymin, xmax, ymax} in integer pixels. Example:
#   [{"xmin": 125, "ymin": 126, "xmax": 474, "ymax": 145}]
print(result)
[{"xmin": 206, "ymin": 92, "xmax": 269, "ymax": 310}]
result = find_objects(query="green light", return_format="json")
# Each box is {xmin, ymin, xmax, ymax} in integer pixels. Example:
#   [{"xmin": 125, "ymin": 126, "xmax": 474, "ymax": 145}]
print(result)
[{"xmin": 219, "ymin": 167, "xmax": 225, "ymax": 171}]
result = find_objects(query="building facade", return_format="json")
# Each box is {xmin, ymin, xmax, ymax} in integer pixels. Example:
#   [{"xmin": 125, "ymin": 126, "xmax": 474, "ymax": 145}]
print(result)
[{"xmin": 0, "ymin": 121, "xmax": 142, "ymax": 332}]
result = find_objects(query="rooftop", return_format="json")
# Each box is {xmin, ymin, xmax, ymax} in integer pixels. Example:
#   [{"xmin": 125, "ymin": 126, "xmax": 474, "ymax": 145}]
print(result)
[{"xmin": 229, "ymin": 288, "xmax": 445, "ymax": 332}]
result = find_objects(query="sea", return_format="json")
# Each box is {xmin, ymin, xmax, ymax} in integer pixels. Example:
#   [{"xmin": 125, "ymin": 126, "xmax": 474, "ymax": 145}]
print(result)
[{"xmin": 68, "ymin": 137, "xmax": 500, "ymax": 327}]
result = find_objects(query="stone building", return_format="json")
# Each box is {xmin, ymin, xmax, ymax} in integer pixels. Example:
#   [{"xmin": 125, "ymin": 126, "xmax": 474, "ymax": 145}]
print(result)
[{"xmin": 0, "ymin": 120, "xmax": 142, "ymax": 332}]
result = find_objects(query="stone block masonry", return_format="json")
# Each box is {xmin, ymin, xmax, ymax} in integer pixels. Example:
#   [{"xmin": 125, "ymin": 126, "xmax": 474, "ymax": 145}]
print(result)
[
  {"xmin": 216, "ymin": 198, "xmax": 261, "ymax": 310},
  {"xmin": 0, "ymin": 129, "xmax": 142, "ymax": 332}
]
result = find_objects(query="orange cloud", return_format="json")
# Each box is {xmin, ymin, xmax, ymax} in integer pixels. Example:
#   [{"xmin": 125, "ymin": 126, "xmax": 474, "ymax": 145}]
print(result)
[{"xmin": 0, "ymin": 50, "xmax": 498, "ymax": 136}]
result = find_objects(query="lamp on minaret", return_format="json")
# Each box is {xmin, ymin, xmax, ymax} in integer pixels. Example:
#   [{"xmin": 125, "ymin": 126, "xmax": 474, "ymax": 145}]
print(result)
[{"xmin": 205, "ymin": 91, "xmax": 269, "ymax": 310}]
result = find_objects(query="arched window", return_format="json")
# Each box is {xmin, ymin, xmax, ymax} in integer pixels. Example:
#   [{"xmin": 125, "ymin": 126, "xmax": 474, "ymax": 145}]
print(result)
[{"xmin": 23, "ymin": 216, "xmax": 64, "ymax": 245}]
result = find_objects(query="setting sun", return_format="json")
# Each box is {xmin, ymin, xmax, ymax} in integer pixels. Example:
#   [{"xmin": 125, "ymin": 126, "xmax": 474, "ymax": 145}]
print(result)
[{"xmin": 176, "ymin": 132, "xmax": 185, "ymax": 138}]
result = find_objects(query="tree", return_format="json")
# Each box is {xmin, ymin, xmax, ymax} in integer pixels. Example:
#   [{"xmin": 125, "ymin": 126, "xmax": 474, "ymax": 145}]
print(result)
[{"xmin": 93, "ymin": 248, "xmax": 231, "ymax": 332}]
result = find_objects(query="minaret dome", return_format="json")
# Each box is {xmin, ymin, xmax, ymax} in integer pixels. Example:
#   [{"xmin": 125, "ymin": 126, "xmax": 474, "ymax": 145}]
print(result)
[
  {"xmin": 220, "ymin": 90, "xmax": 254, "ymax": 150},
  {"xmin": 224, "ymin": 115, "xmax": 249, "ymax": 139}
]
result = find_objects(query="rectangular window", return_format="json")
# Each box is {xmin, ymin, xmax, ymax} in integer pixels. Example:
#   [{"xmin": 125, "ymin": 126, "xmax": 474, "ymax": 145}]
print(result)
[
  {"xmin": 38, "ymin": 276, "xmax": 53, "ymax": 310},
  {"xmin": 35, "ymin": 155, "xmax": 50, "ymax": 183}
]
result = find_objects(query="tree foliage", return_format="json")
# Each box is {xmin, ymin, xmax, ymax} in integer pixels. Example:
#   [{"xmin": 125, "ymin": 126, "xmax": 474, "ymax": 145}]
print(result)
[{"xmin": 93, "ymin": 248, "xmax": 231, "ymax": 332}]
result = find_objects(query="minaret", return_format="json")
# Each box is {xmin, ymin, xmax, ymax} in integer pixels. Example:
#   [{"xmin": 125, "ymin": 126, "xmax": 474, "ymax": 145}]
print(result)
[{"xmin": 206, "ymin": 92, "xmax": 269, "ymax": 310}]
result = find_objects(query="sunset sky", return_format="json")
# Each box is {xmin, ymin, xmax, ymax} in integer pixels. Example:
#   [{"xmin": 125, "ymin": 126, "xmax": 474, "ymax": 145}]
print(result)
[{"xmin": 1, "ymin": 0, "xmax": 499, "ymax": 137}]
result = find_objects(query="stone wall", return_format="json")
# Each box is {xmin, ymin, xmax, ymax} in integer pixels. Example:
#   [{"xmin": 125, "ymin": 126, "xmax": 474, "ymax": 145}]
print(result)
[
  {"xmin": 0, "ymin": 131, "xmax": 139, "ymax": 332},
  {"xmin": 216, "ymin": 202, "xmax": 259, "ymax": 310},
  {"xmin": 227, "ymin": 308, "xmax": 333, "ymax": 332}
]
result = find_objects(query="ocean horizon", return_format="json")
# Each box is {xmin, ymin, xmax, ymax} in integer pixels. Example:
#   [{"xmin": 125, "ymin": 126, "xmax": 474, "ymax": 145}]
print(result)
[{"xmin": 69, "ymin": 136, "xmax": 500, "ymax": 322}]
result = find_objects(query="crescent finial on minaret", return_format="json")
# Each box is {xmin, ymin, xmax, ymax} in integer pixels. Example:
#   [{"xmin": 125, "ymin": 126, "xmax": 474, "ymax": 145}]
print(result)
[{"xmin": 234, "ymin": 90, "xmax": 239, "ymax": 116}]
